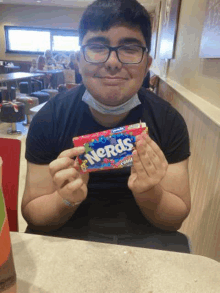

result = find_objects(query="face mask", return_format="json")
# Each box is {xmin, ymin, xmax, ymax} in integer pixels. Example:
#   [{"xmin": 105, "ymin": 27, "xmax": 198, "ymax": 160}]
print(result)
[{"xmin": 82, "ymin": 90, "xmax": 141, "ymax": 115}]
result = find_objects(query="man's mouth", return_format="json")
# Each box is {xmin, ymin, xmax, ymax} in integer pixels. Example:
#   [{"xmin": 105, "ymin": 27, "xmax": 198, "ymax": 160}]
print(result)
[
  {"xmin": 96, "ymin": 76, "xmax": 128, "ymax": 80},
  {"xmin": 94, "ymin": 76, "xmax": 129, "ymax": 85},
  {"xmin": 96, "ymin": 77, "xmax": 128, "ymax": 86}
]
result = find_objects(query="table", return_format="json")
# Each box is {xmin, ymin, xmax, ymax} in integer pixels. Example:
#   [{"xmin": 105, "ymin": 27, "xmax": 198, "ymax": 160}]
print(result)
[
  {"xmin": 35, "ymin": 69, "xmax": 63, "ymax": 75},
  {"xmin": 11, "ymin": 232, "xmax": 220, "ymax": 293},
  {"xmin": 0, "ymin": 72, "xmax": 45, "ymax": 100},
  {"xmin": 4, "ymin": 65, "xmax": 20, "ymax": 73},
  {"xmin": 33, "ymin": 69, "xmax": 64, "ymax": 89}
]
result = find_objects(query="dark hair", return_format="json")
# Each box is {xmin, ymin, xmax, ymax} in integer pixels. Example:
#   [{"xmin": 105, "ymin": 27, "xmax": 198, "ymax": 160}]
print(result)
[{"xmin": 78, "ymin": 0, "xmax": 152, "ymax": 52}]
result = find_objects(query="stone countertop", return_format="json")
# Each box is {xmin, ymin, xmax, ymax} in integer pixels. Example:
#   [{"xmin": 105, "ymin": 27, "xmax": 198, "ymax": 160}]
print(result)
[{"xmin": 10, "ymin": 232, "xmax": 220, "ymax": 293}]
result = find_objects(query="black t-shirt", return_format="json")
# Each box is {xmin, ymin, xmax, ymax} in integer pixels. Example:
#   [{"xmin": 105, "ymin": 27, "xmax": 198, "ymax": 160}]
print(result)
[{"xmin": 25, "ymin": 84, "xmax": 190, "ymax": 238}]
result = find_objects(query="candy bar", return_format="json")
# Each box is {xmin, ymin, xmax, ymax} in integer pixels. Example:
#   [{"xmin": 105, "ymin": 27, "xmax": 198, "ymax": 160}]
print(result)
[{"xmin": 73, "ymin": 122, "xmax": 148, "ymax": 173}]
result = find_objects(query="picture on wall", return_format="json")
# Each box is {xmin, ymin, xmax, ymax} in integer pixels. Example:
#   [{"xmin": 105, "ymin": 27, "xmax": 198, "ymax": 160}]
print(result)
[
  {"xmin": 199, "ymin": 0, "xmax": 220, "ymax": 58},
  {"xmin": 149, "ymin": 2, "xmax": 161, "ymax": 59},
  {"xmin": 159, "ymin": 0, "xmax": 182, "ymax": 59}
]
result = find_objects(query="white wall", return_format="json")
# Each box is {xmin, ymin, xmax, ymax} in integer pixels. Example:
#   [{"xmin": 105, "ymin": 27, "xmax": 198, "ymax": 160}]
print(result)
[
  {"xmin": 0, "ymin": 4, "xmax": 85, "ymax": 61},
  {"xmin": 151, "ymin": 0, "xmax": 220, "ymax": 109}
]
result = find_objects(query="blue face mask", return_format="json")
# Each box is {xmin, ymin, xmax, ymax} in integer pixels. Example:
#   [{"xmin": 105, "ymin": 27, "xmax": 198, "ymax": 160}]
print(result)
[{"xmin": 82, "ymin": 90, "xmax": 141, "ymax": 115}]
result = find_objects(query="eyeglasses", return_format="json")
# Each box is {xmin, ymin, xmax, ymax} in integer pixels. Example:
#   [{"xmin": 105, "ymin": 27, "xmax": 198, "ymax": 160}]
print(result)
[{"xmin": 81, "ymin": 44, "xmax": 148, "ymax": 64}]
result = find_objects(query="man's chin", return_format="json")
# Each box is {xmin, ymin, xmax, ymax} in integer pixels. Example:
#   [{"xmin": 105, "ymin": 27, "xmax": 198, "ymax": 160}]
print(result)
[
  {"xmin": 91, "ymin": 90, "xmax": 124, "ymax": 106},
  {"xmin": 86, "ymin": 83, "xmax": 130, "ymax": 106},
  {"xmin": 97, "ymin": 94, "xmax": 126, "ymax": 107}
]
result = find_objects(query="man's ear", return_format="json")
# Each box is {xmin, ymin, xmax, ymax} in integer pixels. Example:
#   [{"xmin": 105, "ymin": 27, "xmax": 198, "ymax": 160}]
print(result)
[{"xmin": 145, "ymin": 55, "xmax": 153, "ymax": 76}]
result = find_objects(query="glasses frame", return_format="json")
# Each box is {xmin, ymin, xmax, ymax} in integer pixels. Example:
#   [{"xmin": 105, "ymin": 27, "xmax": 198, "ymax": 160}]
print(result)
[{"xmin": 81, "ymin": 44, "xmax": 148, "ymax": 64}]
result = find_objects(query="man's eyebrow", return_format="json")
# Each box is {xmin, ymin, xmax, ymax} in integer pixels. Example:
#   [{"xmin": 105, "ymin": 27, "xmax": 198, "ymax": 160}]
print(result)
[
  {"xmin": 118, "ymin": 38, "xmax": 145, "ymax": 46},
  {"xmin": 85, "ymin": 37, "xmax": 110, "ymax": 45}
]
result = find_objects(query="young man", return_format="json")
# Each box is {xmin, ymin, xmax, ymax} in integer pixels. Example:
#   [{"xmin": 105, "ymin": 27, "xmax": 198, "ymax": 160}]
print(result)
[{"xmin": 22, "ymin": 0, "xmax": 191, "ymax": 252}]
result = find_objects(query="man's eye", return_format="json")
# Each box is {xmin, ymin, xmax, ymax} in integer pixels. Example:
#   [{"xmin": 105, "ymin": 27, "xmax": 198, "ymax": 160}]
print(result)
[
  {"xmin": 121, "ymin": 46, "xmax": 140, "ymax": 53},
  {"xmin": 88, "ymin": 45, "xmax": 107, "ymax": 52}
]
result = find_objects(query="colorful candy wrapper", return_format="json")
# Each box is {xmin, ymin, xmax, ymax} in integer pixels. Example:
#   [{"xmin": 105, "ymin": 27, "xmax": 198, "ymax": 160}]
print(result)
[{"xmin": 73, "ymin": 122, "xmax": 148, "ymax": 173}]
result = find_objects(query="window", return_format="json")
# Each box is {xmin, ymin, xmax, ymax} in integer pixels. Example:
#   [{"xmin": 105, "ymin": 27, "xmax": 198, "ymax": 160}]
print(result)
[
  {"xmin": 52, "ymin": 35, "xmax": 80, "ymax": 52},
  {"xmin": 5, "ymin": 26, "xmax": 79, "ymax": 54},
  {"xmin": 6, "ymin": 28, "xmax": 51, "ymax": 53}
]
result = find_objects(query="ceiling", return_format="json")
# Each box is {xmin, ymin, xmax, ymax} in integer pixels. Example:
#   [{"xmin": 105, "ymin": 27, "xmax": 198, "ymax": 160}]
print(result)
[{"xmin": 0, "ymin": 0, "xmax": 160, "ymax": 12}]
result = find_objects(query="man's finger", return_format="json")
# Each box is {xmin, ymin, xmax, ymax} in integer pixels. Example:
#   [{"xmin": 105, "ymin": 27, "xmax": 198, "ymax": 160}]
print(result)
[
  {"xmin": 49, "ymin": 147, "xmax": 85, "ymax": 177},
  {"xmin": 59, "ymin": 178, "xmax": 84, "ymax": 200},
  {"xmin": 132, "ymin": 150, "xmax": 148, "ymax": 179},
  {"xmin": 53, "ymin": 168, "xmax": 79, "ymax": 189},
  {"xmin": 58, "ymin": 147, "xmax": 85, "ymax": 159},
  {"xmin": 49, "ymin": 157, "xmax": 74, "ymax": 177},
  {"xmin": 136, "ymin": 141, "xmax": 159, "ymax": 174},
  {"xmin": 143, "ymin": 134, "xmax": 166, "ymax": 163}
]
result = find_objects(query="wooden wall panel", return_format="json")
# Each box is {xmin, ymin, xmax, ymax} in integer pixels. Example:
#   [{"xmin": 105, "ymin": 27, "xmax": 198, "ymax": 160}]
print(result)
[{"xmin": 158, "ymin": 80, "xmax": 220, "ymax": 261}]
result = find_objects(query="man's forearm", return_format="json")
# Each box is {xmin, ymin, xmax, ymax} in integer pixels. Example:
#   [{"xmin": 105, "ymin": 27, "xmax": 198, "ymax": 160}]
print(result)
[
  {"xmin": 133, "ymin": 184, "xmax": 190, "ymax": 231},
  {"xmin": 22, "ymin": 191, "xmax": 79, "ymax": 232}
]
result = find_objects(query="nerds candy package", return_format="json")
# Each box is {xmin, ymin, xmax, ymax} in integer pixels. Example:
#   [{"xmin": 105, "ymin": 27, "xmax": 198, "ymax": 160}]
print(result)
[{"xmin": 73, "ymin": 123, "xmax": 148, "ymax": 173}]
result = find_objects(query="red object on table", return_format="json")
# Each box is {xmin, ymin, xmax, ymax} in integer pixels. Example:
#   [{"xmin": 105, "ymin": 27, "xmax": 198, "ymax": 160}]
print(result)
[
  {"xmin": 0, "ymin": 157, "xmax": 17, "ymax": 292},
  {"xmin": 0, "ymin": 138, "xmax": 21, "ymax": 232}
]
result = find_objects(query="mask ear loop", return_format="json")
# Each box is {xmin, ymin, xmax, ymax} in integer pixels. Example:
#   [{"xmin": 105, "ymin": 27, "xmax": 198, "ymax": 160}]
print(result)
[{"xmin": 144, "ymin": 53, "xmax": 153, "ymax": 76}]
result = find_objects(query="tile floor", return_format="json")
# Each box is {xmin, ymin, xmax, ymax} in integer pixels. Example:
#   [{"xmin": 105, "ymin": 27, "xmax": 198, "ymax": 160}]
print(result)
[{"xmin": 0, "ymin": 93, "xmax": 35, "ymax": 232}]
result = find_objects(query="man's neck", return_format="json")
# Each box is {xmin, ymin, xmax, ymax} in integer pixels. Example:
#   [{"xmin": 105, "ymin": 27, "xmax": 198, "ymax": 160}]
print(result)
[{"xmin": 89, "ymin": 106, "xmax": 130, "ymax": 128}]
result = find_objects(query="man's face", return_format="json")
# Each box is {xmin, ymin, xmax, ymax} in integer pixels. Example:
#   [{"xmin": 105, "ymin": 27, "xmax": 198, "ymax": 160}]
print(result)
[{"xmin": 77, "ymin": 25, "xmax": 152, "ymax": 106}]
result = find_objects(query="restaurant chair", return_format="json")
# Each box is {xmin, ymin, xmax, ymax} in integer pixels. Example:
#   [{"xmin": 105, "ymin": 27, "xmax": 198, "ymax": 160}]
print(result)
[
  {"xmin": 0, "ymin": 86, "xmax": 16, "ymax": 101},
  {"xmin": 0, "ymin": 101, "xmax": 25, "ymax": 134},
  {"xmin": 30, "ymin": 91, "xmax": 50, "ymax": 104},
  {"xmin": 41, "ymin": 89, "xmax": 58, "ymax": 99},
  {"xmin": 57, "ymin": 84, "xmax": 68, "ymax": 93},
  {"xmin": 66, "ymin": 83, "xmax": 78, "ymax": 89},
  {"xmin": 63, "ymin": 68, "xmax": 75, "ymax": 84},
  {"xmin": 0, "ymin": 138, "xmax": 21, "ymax": 232},
  {"xmin": 10, "ymin": 87, "xmax": 16, "ymax": 100},
  {"xmin": 149, "ymin": 75, "xmax": 160, "ymax": 94},
  {"xmin": 19, "ymin": 82, "xmax": 29, "ymax": 94},
  {"xmin": 19, "ymin": 80, "xmax": 42, "ymax": 94},
  {"xmin": 16, "ymin": 96, "xmax": 39, "ymax": 125},
  {"xmin": 0, "ymin": 86, "xmax": 8, "ymax": 99},
  {"xmin": 56, "ymin": 83, "xmax": 77, "ymax": 93}
]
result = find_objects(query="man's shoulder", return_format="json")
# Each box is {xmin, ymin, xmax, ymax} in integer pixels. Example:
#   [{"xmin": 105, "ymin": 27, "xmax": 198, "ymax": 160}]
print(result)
[
  {"xmin": 138, "ymin": 87, "xmax": 172, "ymax": 109},
  {"xmin": 50, "ymin": 84, "xmax": 86, "ymax": 106},
  {"xmin": 138, "ymin": 87, "xmax": 186, "ymax": 129}
]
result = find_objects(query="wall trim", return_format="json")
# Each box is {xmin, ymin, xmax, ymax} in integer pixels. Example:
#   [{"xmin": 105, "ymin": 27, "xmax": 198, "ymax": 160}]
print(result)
[{"xmin": 151, "ymin": 70, "xmax": 220, "ymax": 128}]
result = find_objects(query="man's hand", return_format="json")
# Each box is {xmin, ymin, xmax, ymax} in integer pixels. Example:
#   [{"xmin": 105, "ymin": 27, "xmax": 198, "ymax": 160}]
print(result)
[
  {"xmin": 49, "ymin": 147, "xmax": 89, "ymax": 206},
  {"xmin": 128, "ymin": 132, "xmax": 168, "ymax": 195}
]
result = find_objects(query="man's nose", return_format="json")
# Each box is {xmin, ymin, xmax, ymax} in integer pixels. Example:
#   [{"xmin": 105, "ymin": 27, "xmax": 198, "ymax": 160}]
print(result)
[{"xmin": 105, "ymin": 50, "xmax": 122, "ymax": 70}]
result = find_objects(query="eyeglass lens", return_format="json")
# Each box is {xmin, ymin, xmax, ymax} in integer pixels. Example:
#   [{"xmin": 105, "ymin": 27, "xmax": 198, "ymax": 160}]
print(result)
[{"xmin": 84, "ymin": 45, "xmax": 144, "ymax": 64}]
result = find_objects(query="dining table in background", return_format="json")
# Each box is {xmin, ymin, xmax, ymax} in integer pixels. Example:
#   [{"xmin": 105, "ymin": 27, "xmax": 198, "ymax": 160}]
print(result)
[
  {"xmin": 33, "ymin": 69, "xmax": 65, "ymax": 89},
  {"xmin": 11, "ymin": 232, "xmax": 220, "ymax": 293},
  {"xmin": 0, "ymin": 72, "xmax": 45, "ymax": 100},
  {"xmin": 4, "ymin": 65, "xmax": 20, "ymax": 73}
]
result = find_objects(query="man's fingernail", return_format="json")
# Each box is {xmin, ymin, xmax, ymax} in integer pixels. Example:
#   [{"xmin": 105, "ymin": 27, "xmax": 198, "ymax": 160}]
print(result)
[{"xmin": 79, "ymin": 147, "xmax": 85, "ymax": 151}]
